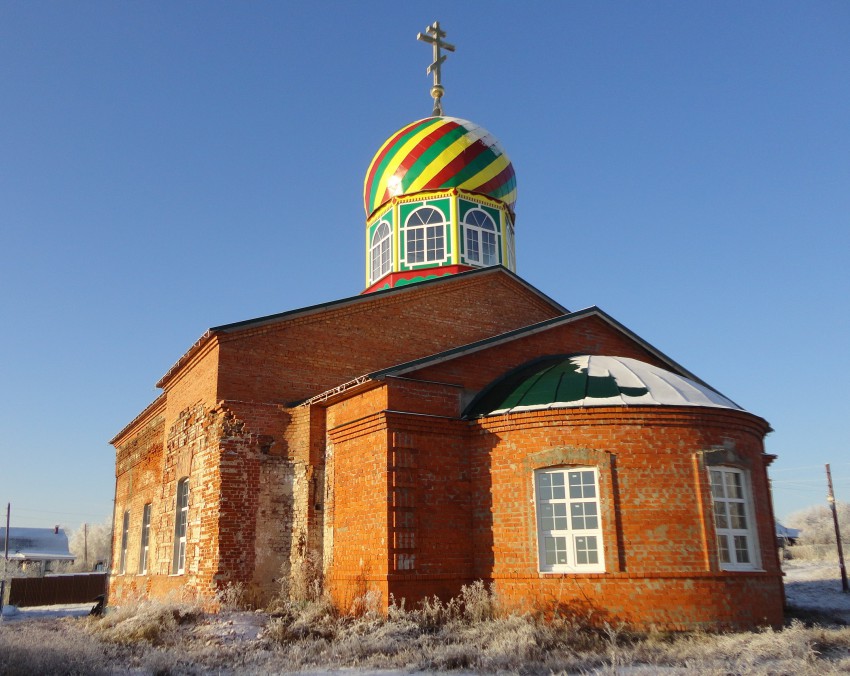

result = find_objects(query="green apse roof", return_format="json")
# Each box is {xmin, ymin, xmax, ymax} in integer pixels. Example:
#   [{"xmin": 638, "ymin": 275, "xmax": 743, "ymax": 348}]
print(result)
[{"xmin": 463, "ymin": 355, "xmax": 742, "ymax": 418}]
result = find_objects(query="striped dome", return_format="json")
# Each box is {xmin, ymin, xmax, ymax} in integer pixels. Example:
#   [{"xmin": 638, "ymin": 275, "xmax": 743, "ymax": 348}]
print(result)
[{"xmin": 364, "ymin": 117, "xmax": 517, "ymax": 217}]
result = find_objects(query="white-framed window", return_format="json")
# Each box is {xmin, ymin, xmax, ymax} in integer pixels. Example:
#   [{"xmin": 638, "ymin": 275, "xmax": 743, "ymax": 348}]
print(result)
[
  {"xmin": 138, "ymin": 503, "xmax": 151, "ymax": 575},
  {"xmin": 172, "ymin": 478, "xmax": 189, "ymax": 574},
  {"xmin": 709, "ymin": 467, "xmax": 759, "ymax": 570},
  {"xmin": 404, "ymin": 206, "xmax": 446, "ymax": 265},
  {"xmin": 505, "ymin": 221, "xmax": 516, "ymax": 271},
  {"xmin": 534, "ymin": 467, "xmax": 604, "ymax": 573},
  {"xmin": 370, "ymin": 220, "xmax": 392, "ymax": 283},
  {"xmin": 119, "ymin": 510, "xmax": 130, "ymax": 574},
  {"xmin": 463, "ymin": 208, "xmax": 498, "ymax": 266}
]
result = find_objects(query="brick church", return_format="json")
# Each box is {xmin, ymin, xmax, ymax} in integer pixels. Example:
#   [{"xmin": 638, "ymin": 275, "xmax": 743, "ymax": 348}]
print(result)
[{"xmin": 109, "ymin": 25, "xmax": 784, "ymax": 630}]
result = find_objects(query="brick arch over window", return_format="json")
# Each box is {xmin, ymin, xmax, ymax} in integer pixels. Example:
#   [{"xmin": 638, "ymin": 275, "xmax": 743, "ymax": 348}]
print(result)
[{"xmin": 523, "ymin": 446, "xmax": 624, "ymax": 573}]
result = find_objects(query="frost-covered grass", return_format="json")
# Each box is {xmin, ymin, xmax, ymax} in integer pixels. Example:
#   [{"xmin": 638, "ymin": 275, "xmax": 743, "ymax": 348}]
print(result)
[{"xmin": 3, "ymin": 570, "xmax": 850, "ymax": 675}]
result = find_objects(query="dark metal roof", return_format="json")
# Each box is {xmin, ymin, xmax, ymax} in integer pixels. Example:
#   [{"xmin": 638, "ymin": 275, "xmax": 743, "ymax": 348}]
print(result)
[
  {"xmin": 367, "ymin": 306, "xmax": 710, "ymax": 387},
  {"xmin": 301, "ymin": 306, "xmax": 732, "ymax": 408},
  {"xmin": 210, "ymin": 266, "xmax": 566, "ymax": 334},
  {"xmin": 155, "ymin": 266, "xmax": 566, "ymax": 389}
]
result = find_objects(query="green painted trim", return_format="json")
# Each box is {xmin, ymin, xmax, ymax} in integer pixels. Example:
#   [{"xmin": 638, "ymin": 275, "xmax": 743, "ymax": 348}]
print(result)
[{"xmin": 394, "ymin": 272, "xmax": 453, "ymax": 287}]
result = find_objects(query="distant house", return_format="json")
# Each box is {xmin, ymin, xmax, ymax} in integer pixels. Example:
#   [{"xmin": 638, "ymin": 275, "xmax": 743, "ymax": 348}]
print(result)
[
  {"xmin": 0, "ymin": 527, "xmax": 75, "ymax": 575},
  {"xmin": 776, "ymin": 522, "xmax": 801, "ymax": 547}
]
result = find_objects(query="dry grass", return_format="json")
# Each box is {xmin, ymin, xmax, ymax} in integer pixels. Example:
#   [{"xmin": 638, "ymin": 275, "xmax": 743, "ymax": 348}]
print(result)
[{"xmin": 3, "ymin": 582, "xmax": 850, "ymax": 674}]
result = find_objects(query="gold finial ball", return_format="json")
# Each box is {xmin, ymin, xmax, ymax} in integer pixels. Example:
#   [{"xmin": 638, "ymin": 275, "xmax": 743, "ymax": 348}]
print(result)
[{"xmin": 431, "ymin": 84, "xmax": 445, "ymax": 99}]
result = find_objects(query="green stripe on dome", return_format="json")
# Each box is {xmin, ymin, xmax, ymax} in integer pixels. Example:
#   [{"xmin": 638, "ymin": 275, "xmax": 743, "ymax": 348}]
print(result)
[
  {"xmin": 463, "ymin": 356, "xmax": 650, "ymax": 418},
  {"xmin": 451, "ymin": 144, "xmax": 502, "ymax": 188},
  {"xmin": 400, "ymin": 123, "xmax": 469, "ymax": 193},
  {"xmin": 367, "ymin": 118, "xmax": 440, "ymax": 213}
]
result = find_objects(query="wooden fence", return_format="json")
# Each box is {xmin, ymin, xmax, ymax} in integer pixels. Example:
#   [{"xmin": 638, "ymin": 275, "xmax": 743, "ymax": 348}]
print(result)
[{"xmin": 8, "ymin": 573, "xmax": 107, "ymax": 607}]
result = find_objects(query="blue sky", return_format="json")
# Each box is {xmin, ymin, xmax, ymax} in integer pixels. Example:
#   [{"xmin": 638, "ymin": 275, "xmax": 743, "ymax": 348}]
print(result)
[{"xmin": 1, "ymin": 1, "xmax": 848, "ymax": 531}]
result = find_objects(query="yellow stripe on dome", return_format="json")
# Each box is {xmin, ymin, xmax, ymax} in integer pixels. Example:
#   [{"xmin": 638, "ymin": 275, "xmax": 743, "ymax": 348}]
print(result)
[
  {"xmin": 363, "ymin": 119, "xmax": 428, "ymax": 201},
  {"xmin": 459, "ymin": 152, "xmax": 510, "ymax": 192},
  {"xmin": 406, "ymin": 124, "xmax": 490, "ymax": 193},
  {"xmin": 372, "ymin": 122, "xmax": 444, "ymax": 209},
  {"xmin": 499, "ymin": 186, "xmax": 517, "ymax": 209}
]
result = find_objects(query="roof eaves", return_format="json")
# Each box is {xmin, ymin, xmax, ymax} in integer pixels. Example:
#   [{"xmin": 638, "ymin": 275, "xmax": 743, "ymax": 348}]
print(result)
[
  {"xmin": 153, "ymin": 268, "xmax": 565, "ymax": 394},
  {"xmin": 211, "ymin": 266, "xmax": 565, "ymax": 335},
  {"xmin": 365, "ymin": 306, "xmax": 733, "ymax": 402},
  {"xmin": 155, "ymin": 329, "xmax": 215, "ymax": 389},
  {"xmin": 367, "ymin": 307, "xmax": 603, "ymax": 381},
  {"xmin": 109, "ymin": 392, "xmax": 167, "ymax": 446}
]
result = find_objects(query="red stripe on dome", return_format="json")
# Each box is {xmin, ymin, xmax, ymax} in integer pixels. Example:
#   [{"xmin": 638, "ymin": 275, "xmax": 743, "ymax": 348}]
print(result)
[
  {"xmin": 473, "ymin": 162, "xmax": 516, "ymax": 198},
  {"xmin": 364, "ymin": 119, "xmax": 429, "ymax": 212},
  {"xmin": 421, "ymin": 137, "xmax": 490, "ymax": 191},
  {"xmin": 395, "ymin": 118, "xmax": 461, "ymax": 177}
]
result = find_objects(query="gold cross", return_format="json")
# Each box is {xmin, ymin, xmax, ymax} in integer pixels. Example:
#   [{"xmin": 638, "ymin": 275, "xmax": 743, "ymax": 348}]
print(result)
[{"xmin": 417, "ymin": 21, "xmax": 455, "ymax": 116}]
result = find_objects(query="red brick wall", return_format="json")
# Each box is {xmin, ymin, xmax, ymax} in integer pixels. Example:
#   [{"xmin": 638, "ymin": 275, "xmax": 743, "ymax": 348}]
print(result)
[
  {"xmin": 215, "ymin": 273, "xmax": 562, "ymax": 405},
  {"xmin": 325, "ymin": 411, "xmax": 391, "ymax": 609},
  {"xmin": 467, "ymin": 406, "xmax": 783, "ymax": 629},
  {"xmin": 109, "ymin": 402, "xmax": 165, "ymax": 603},
  {"xmin": 407, "ymin": 314, "xmax": 673, "ymax": 394}
]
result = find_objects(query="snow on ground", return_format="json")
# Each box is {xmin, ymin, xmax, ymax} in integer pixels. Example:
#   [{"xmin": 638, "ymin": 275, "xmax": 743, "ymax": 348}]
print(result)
[
  {"xmin": 0, "ymin": 602, "xmax": 93, "ymax": 622},
  {"xmin": 783, "ymin": 559, "xmax": 850, "ymax": 623}
]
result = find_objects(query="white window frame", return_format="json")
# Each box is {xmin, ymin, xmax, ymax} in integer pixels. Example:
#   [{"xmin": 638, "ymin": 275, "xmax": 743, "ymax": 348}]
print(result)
[
  {"xmin": 534, "ymin": 467, "xmax": 605, "ymax": 573},
  {"xmin": 709, "ymin": 466, "xmax": 760, "ymax": 571},
  {"xmin": 172, "ymin": 478, "xmax": 189, "ymax": 575},
  {"xmin": 138, "ymin": 502, "xmax": 151, "ymax": 575},
  {"xmin": 119, "ymin": 510, "xmax": 130, "ymax": 574},
  {"xmin": 462, "ymin": 207, "xmax": 499, "ymax": 266},
  {"xmin": 370, "ymin": 220, "xmax": 392, "ymax": 283},
  {"xmin": 403, "ymin": 206, "xmax": 448, "ymax": 266},
  {"xmin": 505, "ymin": 221, "xmax": 516, "ymax": 271}
]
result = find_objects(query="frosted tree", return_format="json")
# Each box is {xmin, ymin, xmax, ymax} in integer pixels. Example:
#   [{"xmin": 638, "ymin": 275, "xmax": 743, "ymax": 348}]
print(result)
[
  {"xmin": 67, "ymin": 519, "xmax": 113, "ymax": 572},
  {"xmin": 786, "ymin": 501, "xmax": 850, "ymax": 545}
]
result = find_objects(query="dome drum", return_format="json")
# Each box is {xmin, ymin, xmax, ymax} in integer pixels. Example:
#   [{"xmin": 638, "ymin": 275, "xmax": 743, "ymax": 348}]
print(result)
[{"xmin": 363, "ymin": 187, "xmax": 516, "ymax": 293}]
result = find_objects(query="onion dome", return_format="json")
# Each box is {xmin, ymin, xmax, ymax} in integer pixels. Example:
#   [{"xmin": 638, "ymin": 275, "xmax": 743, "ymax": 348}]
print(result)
[
  {"xmin": 363, "ymin": 116, "xmax": 517, "ymax": 218},
  {"xmin": 463, "ymin": 355, "xmax": 742, "ymax": 418}
]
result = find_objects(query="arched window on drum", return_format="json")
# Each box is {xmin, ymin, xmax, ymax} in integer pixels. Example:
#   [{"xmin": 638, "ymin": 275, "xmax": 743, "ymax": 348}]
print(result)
[
  {"xmin": 463, "ymin": 208, "xmax": 499, "ymax": 267},
  {"xmin": 370, "ymin": 220, "xmax": 392, "ymax": 283}
]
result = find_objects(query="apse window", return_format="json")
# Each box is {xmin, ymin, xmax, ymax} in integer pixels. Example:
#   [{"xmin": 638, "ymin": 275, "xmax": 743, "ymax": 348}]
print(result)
[
  {"xmin": 370, "ymin": 220, "xmax": 392, "ymax": 283},
  {"xmin": 710, "ymin": 467, "xmax": 759, "ymax": 570},
  {"xmin": 172, "ymin": 478, "xmax": 189, "ymax": 575},
  {"xmin": 404, "ymin": 206, "xmax": 446, "ymax": 264},
  {"xmin": 534, "ymin": 467, "xmax": 604, "ymax": 573},
  {"xmin": 462, "ymin": 208, "xmax": 498, "ymax": 266}
]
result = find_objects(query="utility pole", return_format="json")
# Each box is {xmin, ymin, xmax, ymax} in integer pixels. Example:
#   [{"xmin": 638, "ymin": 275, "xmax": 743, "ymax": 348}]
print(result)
[
  {"xmin": 84, "ymin": 523, "xmax": 88, "ymax": 570},
  {"xmin": 1, "ymin": 502, "xmax": 10, "ymax": 614},
  {"xmin": 826, "ymin": 464, "xmax": 849, "ymax": 593}
]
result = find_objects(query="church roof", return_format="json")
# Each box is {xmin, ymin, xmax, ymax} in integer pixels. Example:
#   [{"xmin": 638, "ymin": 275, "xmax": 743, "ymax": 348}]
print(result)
[
  {"xmin": 363, "ymin": 117, "xmax": 517, "ymax": 218},
  {"xmin": 300, "ymin": 306, "xmax": 740, "ymax": 411},
  {"xmin": 155, "ymin": 266, "xmax": 565, "ymax": 389},
  {"xmin": 462, "ymin": 355, "xmax": 742, "ymax": 418}
]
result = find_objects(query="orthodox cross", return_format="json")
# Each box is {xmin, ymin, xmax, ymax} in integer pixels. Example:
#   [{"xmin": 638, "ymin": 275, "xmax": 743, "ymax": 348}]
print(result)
[{"xmin": 417, "ymin": 21, "xmax": 455, "ymax": 116}]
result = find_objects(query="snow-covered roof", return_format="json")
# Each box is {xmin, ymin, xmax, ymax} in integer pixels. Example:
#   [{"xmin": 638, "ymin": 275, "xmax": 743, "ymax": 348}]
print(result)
[
  {"xmin": 0, "ymin": 527, "xmax": 74, "ymax": 561},
  {"xmin": 464, "ymin": 355, "xmax": 742, "ymax": 418},
  {"xmin": 776, "ymin": 523, "xmax": 802, "ymax": 539}
]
